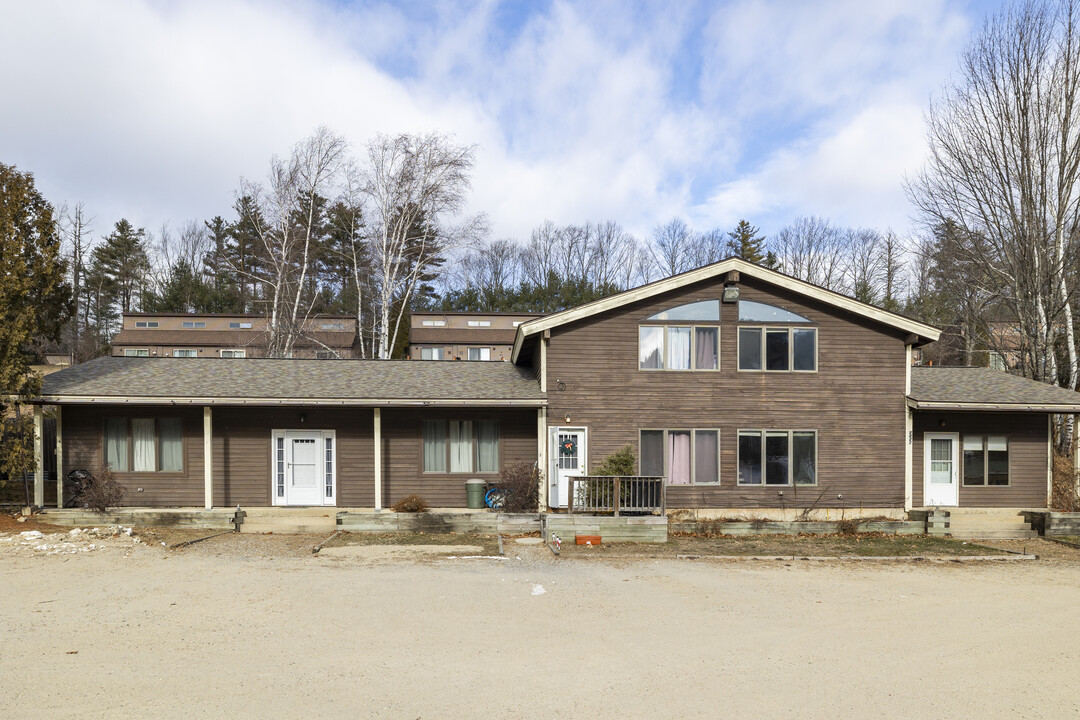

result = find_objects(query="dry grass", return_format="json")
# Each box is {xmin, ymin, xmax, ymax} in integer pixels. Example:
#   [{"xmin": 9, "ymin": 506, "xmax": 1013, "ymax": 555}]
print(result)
[{"xmin": 323, "ymin": 531, "xmax": 501, "ymax": 555}]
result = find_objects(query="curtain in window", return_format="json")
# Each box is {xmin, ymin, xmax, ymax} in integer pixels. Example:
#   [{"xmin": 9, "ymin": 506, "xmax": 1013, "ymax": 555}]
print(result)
[
  {"xmin": 159, "ymin": 418, "xmax": 183, "ymax": 472},
  {"xmin": 476, "ymin": 421, "xmax": 499, "ymax": 473},
  {"xmin": 449, "ymin": 420, "xmax": 473, "ymax": 473},
  {"xmin": 639, "ymin": 327, "xmax": 663, "ymax": 369},
  {"xmin": 422, "ymin": 420, "xmax": 447, "ymax": 472},
  {"xmin": 132, "ymin": 418, "xmax": 156, "ymax": 472},
  {"xmin": 668, "ymin": 431, "xmax": 691, "ymax": 484},
  {"xmin": 104, "ymin": 418, "xmax": 128, "ymax": 472},
  {"xmin": 667, "ymin": 327, "xmax": 691, "ymax": 370},
  {"xmin": 694, "ymin": 328, "xmax": 718, "ymax": 370}
]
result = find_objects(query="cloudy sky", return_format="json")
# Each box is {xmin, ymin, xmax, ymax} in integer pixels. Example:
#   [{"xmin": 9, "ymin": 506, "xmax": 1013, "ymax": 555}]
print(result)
[{"xmin": 1, "ymin": 0, "xmax": 1001, "ymax": 243}]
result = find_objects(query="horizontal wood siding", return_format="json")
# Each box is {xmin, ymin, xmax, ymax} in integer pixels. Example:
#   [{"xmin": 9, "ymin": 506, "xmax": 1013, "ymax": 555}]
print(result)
[
  {"xmin": 61, "ymin": 405, "xmax": 205, "ymax": 506},
  {"xmin": 912, "ymin": 411, "xmax": 1049, "ymax": 508},
  {"xmin": 59, "ymin": 404, "xmax": 534, "ymax": 507},
  {"xmin": 381, "ymin": 408, "xmax": 538, "ymax": 507},
  {"xmin": 544, "ymin": 275, "xmax": 910, "ymax": 510}
]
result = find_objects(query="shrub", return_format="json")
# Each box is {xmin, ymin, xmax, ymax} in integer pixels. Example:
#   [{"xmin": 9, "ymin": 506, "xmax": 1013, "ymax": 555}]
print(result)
[
  {"xmin": 391, "ymin": 494, "xmax": 428, "ymax": 513},
  {"xmin": 497, "ymin": 462, "xmax": 540, "ymax": 513},
  {"xmin": 1051, "ymin": 454, "xmax": 1080, "ymax": 511},
  {"xmin": 76, "ymin": 465, "xmax": 126, "ymax": 512},
  {"xmin": 591, "ymin": 445, "xmax": 636, "ymax": 476}
]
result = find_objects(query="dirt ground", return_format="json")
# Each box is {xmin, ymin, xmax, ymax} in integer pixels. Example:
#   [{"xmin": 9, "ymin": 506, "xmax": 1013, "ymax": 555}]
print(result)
[{"xmin": 2, "ymin": 530, "xmax": 1079, "ymax": 720}]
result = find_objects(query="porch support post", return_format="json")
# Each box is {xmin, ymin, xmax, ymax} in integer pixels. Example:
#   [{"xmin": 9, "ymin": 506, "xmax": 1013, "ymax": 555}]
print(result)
[
  {"xmin": 373, "ymin": 408, "xmax": 382, "ymax": 511},
  {"xmin": 33, "ymin": 405, "xmax": 44, "ymax": 508},
  {"xmin": 55, "ymin": 406, "xmax": 63, "ymax": 508},
  {"xmin": 537, "ymin": 407, "xmax": 547, "ymax": 510},
  {"xmin": 203, "ymin": 406, "xmax": 213, "ymax": 510},
  {"xmin": 904, "ymin": 345, "xmax": 913, "ymax": 512}
]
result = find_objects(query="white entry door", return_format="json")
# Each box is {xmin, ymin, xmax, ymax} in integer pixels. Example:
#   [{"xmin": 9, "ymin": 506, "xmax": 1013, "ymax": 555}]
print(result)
[
  {"xmin": 273, "ymin": 430, "xmax": 336, "ymax": 506},
  {"xmin": 924, "ymin": 433, "xmax": 959, "ymax": 507},
  {"xmin": 549, "ymin": 427, "xmax": 587, "ymax": 509}
]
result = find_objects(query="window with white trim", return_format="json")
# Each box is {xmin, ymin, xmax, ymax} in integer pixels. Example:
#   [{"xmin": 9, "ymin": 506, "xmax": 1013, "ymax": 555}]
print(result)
[
  {"xmin": 103, "ymin": 417, "xmax": 183, "ymax": 473},
  {"xmin": 737, "ymin": 430, "xmax": 817, "ymax": 486},
  {"xmin": 738, "ymin": 327, "xmax": 816, "ymax": 371},
  {"xmin": 134, "ymin": 321, "xmax": 159, "ymax": 328},
  {"xmin": 220, "ymin": 349, "xmax": 245, "ymax": 358},
  {"xmin": 320, "ymin": 322, "xmax": 345, "ymax": 330},
  {"xmin": 228, "ymin": 322, "xmax": 253, "ymax": 329},
  {"xmin": 173, "ymin": 349, "xmax": 197, "ymax": 358},
  {"xmin": 467, "ymin": 347, "xmax": 491, "ymax": 361},
  {"xmin": 420, "ymin": 347, "xmax": 443, "ymax": 360},
  {"xmin": 639, "ymin": 429, "xmax": 719, "ymax": 485},
  {"xmin": 639, "ymin": 325, "xmax": 718, "ymax": 370},
  {"xmin": 124, "ymin": 349, "xmax": 149, "ymax": 357},
  {"xmin": 467, "ymin": 320, "xmax": 491, "ymax": 327},
  {"xmin": 963, "ymin": 435, "xmax": 1009, "ymax": 486},
  {"xmin": 421, "ymin": 319, "xmax": 446, "ymax": 327},
  {"xmin": 422, "ymin": 420, "xmax": 499, "ymax": 473},
  {"xmin": 181, "ymin": 321, "xmax": 206, "ymax": 329}
]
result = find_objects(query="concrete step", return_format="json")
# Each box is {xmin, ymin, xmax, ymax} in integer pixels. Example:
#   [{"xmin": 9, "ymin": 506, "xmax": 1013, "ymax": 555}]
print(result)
[
  {"xmin": 949, "ymin": 529, "xmax": 1039, "ymax": 540},
  {"xmin": 240, "ymin": 516, "xmax": 337, "ymax": 534}
]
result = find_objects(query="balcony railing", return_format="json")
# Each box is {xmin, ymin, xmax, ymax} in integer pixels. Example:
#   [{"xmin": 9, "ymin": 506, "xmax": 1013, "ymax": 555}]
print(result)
[{"xmin": 567, "ymin": 476, "xmax": 666, "ymax": 516}]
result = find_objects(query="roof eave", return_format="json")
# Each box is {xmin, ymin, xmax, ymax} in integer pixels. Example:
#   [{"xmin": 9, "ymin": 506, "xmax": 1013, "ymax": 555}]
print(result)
[
  {"xmin": 513, "ymin": 258, "xmax": 941, "ymax": 345},
  {"xmin": 907, "ymin": 399, "xmax": 1080, "ymax": 412},
  {"xmin": 32, "ymin": 395, "xmax": 547, "ymax": 408}
]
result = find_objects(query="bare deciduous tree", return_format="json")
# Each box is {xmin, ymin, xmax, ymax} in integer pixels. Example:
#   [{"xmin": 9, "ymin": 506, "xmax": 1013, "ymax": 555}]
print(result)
[{"xmin": 906, "ymin": 0, "xmax": 1080, "ymax": 450}]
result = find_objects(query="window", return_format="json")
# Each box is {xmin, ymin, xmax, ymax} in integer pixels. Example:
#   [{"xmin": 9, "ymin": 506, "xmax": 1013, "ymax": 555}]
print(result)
[
  {"xmin": 738, "ymin": 327, "xmax": 817, "ymax": 372},
  {"xmin": 639, "ymin": 325, "xmax": 720, "ymax": 370},
  {"xmin": 324, "ymin": 437, "xmax": 334, "ymax": 499},
  {"xmin": 102, "ymin": 417, "xmax": 183, "ymax": 473},
  {"xmin": 124, "ymin": 349, "xmax": 149, "ymax": 357},
  {"xmin": 320, "ymin": 322, "xmax": 345, "ymax": 330},
  {"xmin": 315, "ymin": 351, "xmax": 334, "ymax": 359},
  {"xmin": 989, "ymin": 351, "xmax": 1007, "ymax": 371},
  {"xmin": 421, "ymin": 319, "xmax": 446, "ymax": 327},
  {"xmin": 181, "ymin": 321, "xmax": 206, "ymax": 329},
  {"xmin": 423, "ymin": 420, "xmax": 499, "ymax": 473},
  {"xmin": 737, "ymin": 430, "xmax": 816, "ymax": 486},
  {"xmin": 468, "ymin": 347, "xmax": 491, "ymax": 361},
  {"xmin": 467, "ymin": 320, "xmax": 491, "ymax": 327},
  {"xmin": 134, "ymin": 321, "xmax": 159, "ymax": 328},
  {"xmin": 639, "ymin": 429, "xmax": 720, "ymax": 485},
  {"xmin": 963, "ymin": 435, "xmax": 1009, "ymax": 486},
  {"xmin": 228, "ymin": 322, "xmax": 253, "ymax": 329},
  {"xmin": 738, "ymin": 300, "xmax": 810, "ymax": 323},
  {"xmin": 220, "ymin": 349, "xmax": 246, "ymax": 358},
  {"xmin": 173, "ymin": 349, "xmax": 197, "ymax": 358},
  {"xmin": 647, "ymin": 300, "xmax": 721, "ymax": 322},
  {"xmin": 420, "ymin": 347, "xmax": 443, "ymax": 360},
  {"xmin": 512, "ymin": 321, "xmax": 524, "ymax": 327}
]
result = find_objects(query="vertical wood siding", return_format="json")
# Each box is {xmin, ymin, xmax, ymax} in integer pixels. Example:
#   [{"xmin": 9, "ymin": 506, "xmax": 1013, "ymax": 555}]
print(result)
[
  {"xmin": 911, "ymin": 411, "xmax": 1048, "ymax": 508},
  {"xmin": 543, "ymin": 275, "xmax": 910, "ymax": 510}
]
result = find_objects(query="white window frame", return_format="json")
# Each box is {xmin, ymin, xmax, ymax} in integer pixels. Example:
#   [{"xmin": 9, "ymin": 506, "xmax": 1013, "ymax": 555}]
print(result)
[
  {"xmin": 124, "ymin": 349, "xmax": 150, "ymax": 357},
  {"xmin": 228, "ymin": 322, "xmax": 253, "ymax": 329},
  {"xmin": 961, "ymin": 434, "xmax": 1011, "ymax": 487},
  {"xmin": 421, "ymin": 319, "xmax": 446, "ymax": 327},
  {"xmin": 220, "ymin": 349, "xmax": 246, "ymax": 358},
  {"xmin": 736, "ymin": 429, "xmax": 818, "ymax": 486},
  {"xmin": 181, "ymin": 321, "xmax": 206, "ymax": 329},
  {"xmin": 638, "ymin": 428, "xmax": 720, "ymax": 486},
  {"xmin": 420, "ymin": 347, "xmax": 443, "ymax": 360},
  {"xmin": 134, "ymin": 321, "xmax": 159, "ymax": 328},
  {"xmin": 736, "ymin": 326, "xmax": 818, "ymax": 373},
  {"xmin": 173, "ymin": 349, "xmax": 197, "ymax": 358},
  {"xmin": 422, "ymin": 419, "xmax": 500, "ymax": 475},
  {"xmin": 638, "ymin": 324, "xmax": 720, "ymax": 372},
  {"xmin": 270, "ymin": 429, "xmax": 337, "ymax": 506},
  {"xmin": 319, "ymin": 322, "xmax": 345, "ymax": 330},
  {"xmin": 467, "ymin": 320, "xmax": 491, "ymax": 327},
  {"xmin": 467, "ymin": 347, "xmax": 491, "ymax": 361}
]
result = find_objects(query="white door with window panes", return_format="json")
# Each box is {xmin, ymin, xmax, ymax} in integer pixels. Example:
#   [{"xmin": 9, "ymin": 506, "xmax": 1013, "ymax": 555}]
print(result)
[
  {"xmin": 549, "ymin": 427, "xmax": 587, "ymax": 508},
  {"xmin": 272, "ymin": 430, "xmax": 336, "ymax": 506},
  {"xmin": 923, "ymin": 433, "xmax": 959, "ymax": 507}
]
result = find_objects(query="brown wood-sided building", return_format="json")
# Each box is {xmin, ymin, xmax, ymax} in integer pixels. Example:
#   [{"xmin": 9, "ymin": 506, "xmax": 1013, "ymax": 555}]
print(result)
[{"xmin": 28, "ymin": 259, "xmax": 1080, "ymax": 514}]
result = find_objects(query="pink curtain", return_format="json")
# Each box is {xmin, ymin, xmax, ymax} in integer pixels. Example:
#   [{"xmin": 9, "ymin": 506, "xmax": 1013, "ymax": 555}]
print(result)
[{"xmin": 668, "ymin": 432, "xmax": 691, "ymax": 484}]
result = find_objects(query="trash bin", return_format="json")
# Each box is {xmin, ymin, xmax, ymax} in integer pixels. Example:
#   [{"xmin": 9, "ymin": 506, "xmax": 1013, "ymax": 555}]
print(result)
[{"xmin": 465, "ymin": 478, "xmax": 487, "ymax": 509}]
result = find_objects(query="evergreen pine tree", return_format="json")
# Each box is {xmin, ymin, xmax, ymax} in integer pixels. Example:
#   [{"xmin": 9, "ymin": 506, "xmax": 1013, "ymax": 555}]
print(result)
[{"xmin": 726, "ymin": 220, "xmax": 769, "ymax": 265}]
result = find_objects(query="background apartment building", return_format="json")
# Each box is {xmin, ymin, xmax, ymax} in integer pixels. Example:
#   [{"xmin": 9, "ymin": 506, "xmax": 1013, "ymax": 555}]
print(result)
[{"xmin": 408, "ymin": 311, "xmax": 545, "ymax": 361}]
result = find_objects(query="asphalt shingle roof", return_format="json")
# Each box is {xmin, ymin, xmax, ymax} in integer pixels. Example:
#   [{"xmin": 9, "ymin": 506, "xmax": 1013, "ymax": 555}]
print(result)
[
  {"xmin": 38, "ymin": 356, "xmax": 546, "ymax": 405},
  {"xmin": 910, "ymin": 366, "xmax": 1080, "ymax": 410}
]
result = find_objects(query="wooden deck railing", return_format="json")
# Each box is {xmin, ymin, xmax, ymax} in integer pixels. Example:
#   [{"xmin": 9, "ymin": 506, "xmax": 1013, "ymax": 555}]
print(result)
[{"xmin": 567, "ymin": 476, "xmax": 666, "ymax": 516}]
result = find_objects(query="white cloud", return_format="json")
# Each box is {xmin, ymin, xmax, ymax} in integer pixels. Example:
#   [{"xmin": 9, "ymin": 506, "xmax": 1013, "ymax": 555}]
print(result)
[{"xmin": 0, "ymin": 0, "xmax": 983, "ymax": 245}]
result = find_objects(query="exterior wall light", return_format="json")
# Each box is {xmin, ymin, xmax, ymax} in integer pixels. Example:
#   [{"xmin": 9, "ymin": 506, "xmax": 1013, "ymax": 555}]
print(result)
[{"xmin": 722, "ymin": 284, "xmax": 740, "ymax": 303}]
